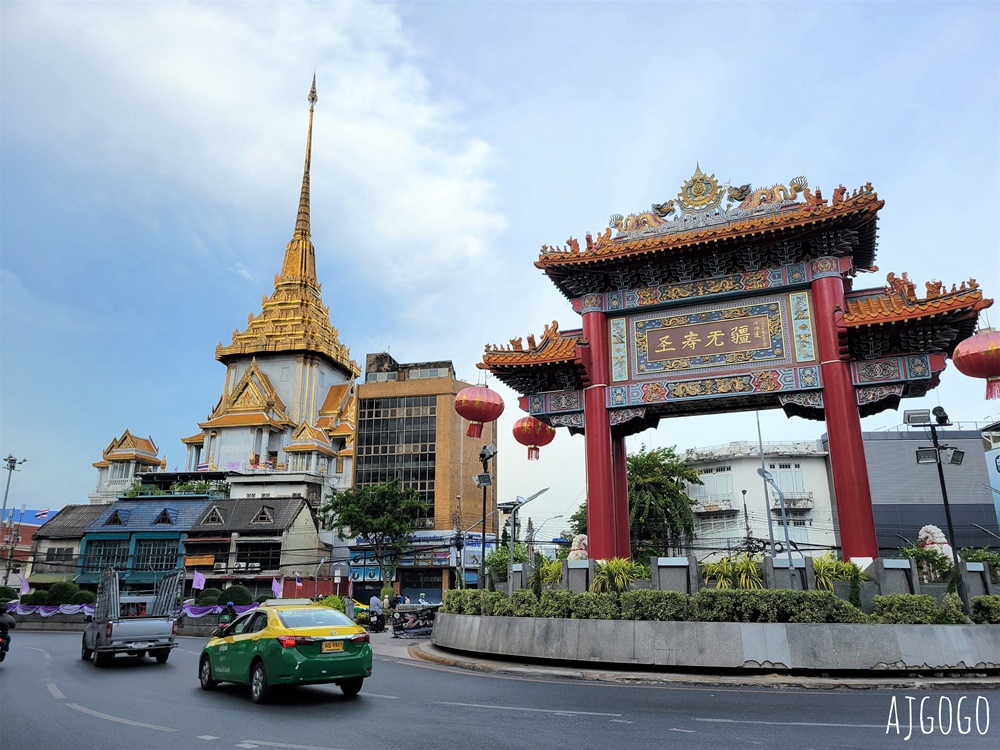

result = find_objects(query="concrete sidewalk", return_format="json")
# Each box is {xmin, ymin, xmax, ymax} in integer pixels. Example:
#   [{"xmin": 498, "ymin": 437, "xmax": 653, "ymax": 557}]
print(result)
[{"xmin": 369, "ymin": 630, "xmax": 1000, "ymax": 691}]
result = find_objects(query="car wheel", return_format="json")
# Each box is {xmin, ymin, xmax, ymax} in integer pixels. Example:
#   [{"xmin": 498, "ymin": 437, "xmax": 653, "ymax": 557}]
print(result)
[
  {"xmin": 199, "ymin": 656, "xmax": 217, "ymax": 690},
  {"xmin": 339, "ymin": 677, "xmax": 363, "ymax": 697},
  {"xmin": 250, "ymin": 661, "xmax": 269, "ymax": 704},
  {"xmin": 81, "ymin": 636, "xmax": 93, "ymax": 661},
  {"xmin": 154, "ymin": 650, "xmax": 169, "ymax": 664}
]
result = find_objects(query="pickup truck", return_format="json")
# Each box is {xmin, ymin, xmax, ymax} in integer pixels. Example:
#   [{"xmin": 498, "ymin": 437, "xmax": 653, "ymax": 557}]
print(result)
[{"xmin": 82, "ymin": 568, "xmax": 182, "ymax": 666}]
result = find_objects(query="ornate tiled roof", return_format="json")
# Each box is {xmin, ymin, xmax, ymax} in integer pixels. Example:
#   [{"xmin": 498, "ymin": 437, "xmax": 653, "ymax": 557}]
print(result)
[
  {"xmin": 845, "ymin": 273, "xmax": 992, "ymax": 325},
  {"xmin": 199, "ymin": 358, "xmax": 294, "ymax": 431},
  {"xmin": 479, "ymin": 321, "xmax": 588, "ymax": 392},
  {"xmin": 92, "ymin": 430, "xmax": 161, "ymax": 469},
  {"xmin": 534, "ymin": 169, "xmax": 883, "ymax": 299}
]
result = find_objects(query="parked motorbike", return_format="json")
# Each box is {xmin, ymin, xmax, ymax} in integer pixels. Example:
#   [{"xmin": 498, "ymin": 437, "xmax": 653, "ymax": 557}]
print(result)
[{"xmin": 369, "ymin": 611, "xmax": 386, "ymax": 633}]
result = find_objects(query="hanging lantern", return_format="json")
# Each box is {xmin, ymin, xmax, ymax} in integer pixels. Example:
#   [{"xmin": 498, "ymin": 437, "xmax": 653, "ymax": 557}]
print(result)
[
  {"xmin": 952, "ymin": 328, "xmax": 1000, "ymax": 400},
  {"xmin": 512, "ymin": 415, "xmax": 556, "ymax": 460},
  {"xmin": 454, "ymin": 385, "xmax": 505, "ymax": 437}
]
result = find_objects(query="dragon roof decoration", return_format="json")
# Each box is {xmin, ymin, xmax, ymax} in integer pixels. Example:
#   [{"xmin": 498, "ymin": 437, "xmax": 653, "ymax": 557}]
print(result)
[{"xmin": 845, "ymin": 273, "xmax": 992, "ymax": 326}]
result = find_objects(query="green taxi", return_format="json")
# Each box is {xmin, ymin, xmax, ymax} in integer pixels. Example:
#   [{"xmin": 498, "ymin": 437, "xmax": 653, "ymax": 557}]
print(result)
[{"xmin": 198, "ymin": 599, "xmax": 372, "ymax": 703}]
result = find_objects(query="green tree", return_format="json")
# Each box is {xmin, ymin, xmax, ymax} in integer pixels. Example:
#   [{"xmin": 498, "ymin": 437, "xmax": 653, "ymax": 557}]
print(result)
[
  {"xmin": 567, "ymin": 445, "xmax": 700, "ymax": 557},
  {"xmin": 319, "ymin": 478, "xmax": 429, "ymax": 587}
]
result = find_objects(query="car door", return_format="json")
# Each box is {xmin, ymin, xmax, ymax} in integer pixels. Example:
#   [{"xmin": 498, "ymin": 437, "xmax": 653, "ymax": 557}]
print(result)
[
  {"xmin": 214, "ymin": 612, "xmax": 256, "ymax": 678},
  {"xmin": 225, "ymin": 611, "xmax": 269, "ymax": 683}
]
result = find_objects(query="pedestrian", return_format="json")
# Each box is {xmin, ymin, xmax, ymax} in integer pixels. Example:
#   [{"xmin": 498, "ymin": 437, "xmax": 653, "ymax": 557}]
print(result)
[{"xmin": 369, "ymin": 593, "xmax": 384, "ymax": 632}]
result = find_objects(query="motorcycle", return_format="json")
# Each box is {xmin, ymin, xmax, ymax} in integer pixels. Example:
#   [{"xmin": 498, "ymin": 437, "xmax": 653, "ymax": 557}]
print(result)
[
  {"xmin": 0, "ymin": 632, "xmax": 10, "ymax": 662},
  {"xmin": 368, "ymin": 611, "xmax": 386, "ymax": 633}
]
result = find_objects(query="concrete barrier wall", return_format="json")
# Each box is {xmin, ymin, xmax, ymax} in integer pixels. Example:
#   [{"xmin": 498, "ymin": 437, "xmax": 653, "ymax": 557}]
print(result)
[
  {"xmin": 432, "ymin": 613, "xmax": 1000, "ymax": 672},
  {"xmin": 10, "ymin": 613, "xmax": 218, "ymax": 638}
]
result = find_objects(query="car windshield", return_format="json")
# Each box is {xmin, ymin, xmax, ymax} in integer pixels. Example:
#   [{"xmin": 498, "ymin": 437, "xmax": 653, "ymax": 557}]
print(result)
[{"xmin": 276, "ymin": 608, "xmax": 354, "ymax": 629}]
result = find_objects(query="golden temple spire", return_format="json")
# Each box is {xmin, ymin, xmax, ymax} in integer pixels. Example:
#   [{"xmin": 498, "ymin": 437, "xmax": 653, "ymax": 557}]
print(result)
[{"xmin": 280, "ymin": 75, "xmax": 319, "ymax": 283}]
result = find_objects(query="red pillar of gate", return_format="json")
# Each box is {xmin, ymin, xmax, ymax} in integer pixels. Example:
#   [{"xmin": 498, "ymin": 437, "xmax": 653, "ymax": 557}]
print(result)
[
  {"xmin": 611, "ymin": 433, "xmax": 631, "ymax": 559},
  {"xmin": 582, "ymin": 308, "xmax": 616, "ymax": 560},
  {"xmin": 812, "ymin": 271, "xmax": 880, "ymax": 560}
]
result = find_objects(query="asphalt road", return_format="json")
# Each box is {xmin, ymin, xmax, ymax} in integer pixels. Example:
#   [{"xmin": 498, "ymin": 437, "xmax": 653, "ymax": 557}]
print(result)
[{"xmin": 1, "ymin": 631, "xmax": 996, "ymax": 750}]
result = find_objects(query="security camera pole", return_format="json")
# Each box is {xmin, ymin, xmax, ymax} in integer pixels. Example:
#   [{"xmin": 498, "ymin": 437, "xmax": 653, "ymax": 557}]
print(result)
[{"xmin": 927, "ymin": 408, "xmax": 969, "ymax": 614}]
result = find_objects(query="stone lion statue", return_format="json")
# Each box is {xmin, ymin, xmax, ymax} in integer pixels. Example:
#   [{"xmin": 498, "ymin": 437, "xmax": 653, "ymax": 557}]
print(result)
[
  {"xmin": 916, "ymin": 524, "xmax": 957, "ymax": 582},
  {"xmin": 568, "ymin": 534, "xmax": 588, "ymax": 560}
]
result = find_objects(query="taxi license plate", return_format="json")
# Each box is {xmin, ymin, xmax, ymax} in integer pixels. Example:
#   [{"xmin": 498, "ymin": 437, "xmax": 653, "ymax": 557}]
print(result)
[{"xmin": 322, "ymin": 641, "xmax": 344, "ymax": 653}]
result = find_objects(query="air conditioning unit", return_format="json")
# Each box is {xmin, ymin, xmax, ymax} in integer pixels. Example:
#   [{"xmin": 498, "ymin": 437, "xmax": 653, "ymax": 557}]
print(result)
[
  {"xmin": 421, "ymin": 519, "xmax": 435, "ymax": 529},
  {"xmin": 247, "ymin": 562, "xmax": 261, "ymax": 572},
  {"xmin": 213, "ymin": 562, "xmax": 227, "ymax": 573},
  {"xmin": 234, "ymin": 562, "xmax": 247, "ymax": 571}
]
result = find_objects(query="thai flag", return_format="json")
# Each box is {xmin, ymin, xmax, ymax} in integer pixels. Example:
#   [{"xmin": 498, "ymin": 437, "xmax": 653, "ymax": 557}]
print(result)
[
  {"xmin": 197, "ymin": 462, "xmax": 210, "ymax": 471},
  {"xmin": 295, "ymin": 573, "xmax": 303, "ymax": 589},
  {"xmin": 35, "ymin": 509, "xmax": 49, "ymax": 520},
  {"xmin": 265, "ymin": 460, "xmax": 274, "ymax": 468}
]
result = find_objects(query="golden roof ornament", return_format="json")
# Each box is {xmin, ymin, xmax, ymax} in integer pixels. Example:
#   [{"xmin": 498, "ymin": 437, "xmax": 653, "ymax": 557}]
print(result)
[{"xmin": 675, "ymin": 163, "xmax": 725, "ymax": 213}]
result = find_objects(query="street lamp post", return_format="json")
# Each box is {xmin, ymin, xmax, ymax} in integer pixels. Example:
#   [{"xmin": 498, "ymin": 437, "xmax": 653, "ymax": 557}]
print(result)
[
  {"xmin": 475, "ymin": 444, "xmax": 498, "ymax": 590},
  {"xmin": 314, "ymin": 556, "xmax": 328, "ymax": 600},
  {"xmin": 1, "ymin": 454, "xmax": 26, "ymax": 587},
  {"xmin": 757, "ymin": 468, "xmax": 796, "ymax": 589},
  {"xmin": 905, "ymin": 407, "xmax": 969, "ymax": 613},
  {"xmin": 528, "ymin": 513, "xmax": 563, "ymax": 558}
]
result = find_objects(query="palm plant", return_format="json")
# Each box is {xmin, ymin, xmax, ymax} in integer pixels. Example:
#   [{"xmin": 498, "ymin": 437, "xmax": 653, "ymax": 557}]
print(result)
[
  {"xmin": 701, "ymin": 556, "xmax": 736, "ymax": 589},
  {"xmin": 734, "ymin": 553, "xmax": 763, "ymax": 589},
  {"xmin": 590, "ymin": 557, "xmax": 642, "ymax": 594}
]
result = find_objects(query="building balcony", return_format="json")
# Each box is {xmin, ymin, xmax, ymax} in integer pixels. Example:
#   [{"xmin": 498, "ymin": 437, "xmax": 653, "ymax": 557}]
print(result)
[
  {"xmin": 693, "ymin": 495, "xmax": 735, "ymax": 514},
  {"xmin": 770, "ymin": 492, "xmax": 814, "ymax": 511}
]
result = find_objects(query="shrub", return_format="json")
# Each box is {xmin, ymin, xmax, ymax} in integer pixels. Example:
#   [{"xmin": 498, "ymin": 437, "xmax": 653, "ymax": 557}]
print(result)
[
  {"xmin": 317, "ymin": 595, "xmax": 345, "ymax": 612},
  {"xmin": 218, "ymin": 584, "xmax": 253, "ymax": 606},
  {"xmin": 485, "ymin": 544, "xmax": 528, "ymax": 584},
  {"xmin": 899, "ymin": 545, "xmax": 953, "ymax": 582},
  {"xmin": 591, "ymin": 557, "xmax": 643, "ymax": 594},
  {"xmin": 462, "ymin": 590, "xmax": 484, "ymax": 616},
  {"xmin": 936, "ymin": 592, "xmax": 967, "ymax": 624},
  {"xmin": 619, "ymin": 590, "xmax": 690, "ymax": 621},
  {"xmin": 535, "ymin": 590, "xmax": 574, "ymax": 619},
  {"xmin": 970, "ymin": 595, "xmax": 1000, "ymax": 624},
  {"xmin": 959, "ymin": 548, "xmax": 1000, "ymax": 584},
  {"xmin": 480, "ymin": 591, "xmax": 507, "ymax": 617},
  {"xmin": 492, "ymin": 595, "xmax": 514, "ymax": 617},
  {"xmin": 196, "ymin": 588, "xmax": 222, "ymax": 606},
  {"xmin": 788, "ymin": 590, "xmax": 868, "ymax": 624},
  {"xmin": 510, "ymin": 590, "xmax": 538, "ymax": 617},
  {"xmin": 443, "ymin": 589, "xmax": 466, "ymax": 614},
  {"xmin": 693, "ymin": 589, "xmax": 741, "ymax": 621},
  {"xmin": 46, "ymin": 581, "xmax": 81, "ymax": 605},
  {"xmin": 71, "ymin": 590, "xmax": 96, "ymax": 605},
  {"xmin": 538, "ymin": 558, "xmax": 563, "ymax": 586},
  {"xmin": 734, "ymin": 589, "xmax": 792, "ymax": 622},
  {"xmin": 25, "ymin": 591, "xmax": 49, "ymax": 605},
  {"xmin": 872, "ymin": 594, "xmax": 938, "ymax": 624},
  {"xmin": 255, "ymin": 594, "xmax": 271, "ymax": 604},
  {"xmin": 0, "ymin": 585, "xmax": 17, "ymax": 601},
  {"xmin": 570, "ymin": 592, "xmax": 619, "ymax": 620}
]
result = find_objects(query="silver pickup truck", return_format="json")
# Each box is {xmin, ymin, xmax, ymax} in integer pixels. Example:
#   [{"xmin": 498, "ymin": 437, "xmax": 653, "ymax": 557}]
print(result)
[{"xmin": 82, "ymin": 568, "xmax": 182, "ymax": 666}]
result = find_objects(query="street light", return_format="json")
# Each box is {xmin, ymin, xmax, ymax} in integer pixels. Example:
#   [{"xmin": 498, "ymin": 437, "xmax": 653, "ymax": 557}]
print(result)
[
  {"xmin": 314, "ymin": 556, "xmax": 328, "ymax": 600},
  {"xmin": 528, "ymin": 513, "xmax": 563, "ymax": 558},
  {"xmin": 1, "ymin": 454, "xmax": 26, "ymax": 587},
  {"xmin": 904, "ymin": 406, "xmax": 969, "ymax": 613},
  {"xmin": 505, "ymin": 488, "xmax": 549, "ymax": 595},
  {"xmin": 476, "ymin": 443, "xmax": 497, "ymax": 590},
  {"xmin": 756, "ymin": 468, "xmax": 796, "ymax": 589}
]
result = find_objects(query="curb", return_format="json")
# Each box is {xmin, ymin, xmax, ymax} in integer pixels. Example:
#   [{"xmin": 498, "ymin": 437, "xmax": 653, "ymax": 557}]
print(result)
[{"xmin": 409, "ymin": 642, "xmax": 1000, "ymax": 691}]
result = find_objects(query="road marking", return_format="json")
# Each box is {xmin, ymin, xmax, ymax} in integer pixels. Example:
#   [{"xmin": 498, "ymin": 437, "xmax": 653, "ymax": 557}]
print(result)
[
  {"xmin": 695, "ymin": 718, "xmax": 884, "ymax": 729},
  {"xmin": 438, "ymin": 701, "xmax": 621, "ymax": 717},
  {"xmin": 669, "ymin": 728, "xmax": 695, "ymax": 732},
  {"xmin": 65, "ymin": 703, "xmax": 177, "ymax": 732},
  {"xmin": 47, "ymin": 682, "xmax": 65, "ymax": 699},
  {"xmin": 198, "ymin": 736, "xmax": 220, "ymax": 741},
  {"xmin": 359, "ymin": 692, "xmax": 398, "ymax": 699},
  {"xmin": 238, "ymin": 741, "xmax": 350, "ymax": 750},
  {"xmin": 611, "ymin": 719, "xmax": 634, "ymax": 724}
]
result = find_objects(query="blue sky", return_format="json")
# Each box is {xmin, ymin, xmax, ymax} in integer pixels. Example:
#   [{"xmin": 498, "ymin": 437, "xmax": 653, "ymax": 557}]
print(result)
[{"xmin": 2, "ymin": 1, "xmax": 998, "ymax": 529}]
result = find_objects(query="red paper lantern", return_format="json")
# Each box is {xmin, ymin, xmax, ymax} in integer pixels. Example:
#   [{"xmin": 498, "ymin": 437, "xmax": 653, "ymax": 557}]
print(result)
[
  {"xmin": 952, "ymin": 328, "xmax": 1000, "ymax": 400},
  {"xmin": 512, "ymin": 416, "xmax": 556, "ymax": 460},
  {"xmin": 454, "ymin": 385, "xmax": 505, "ymax": 437}
]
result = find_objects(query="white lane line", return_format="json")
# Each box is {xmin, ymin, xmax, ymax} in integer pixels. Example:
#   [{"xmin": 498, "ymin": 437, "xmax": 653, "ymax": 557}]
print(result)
[
  {"xmin": 239, "ymin": 741, "xmax": 350, "ymax": 750},
  {"xmin": 47, "ymin": 682, "xmax": 65, "ymax": 700},
  {"xmin": 360, "ymin": 692, "xmax": 398, "ymax": 699},
  {"xmin": 438, "ymin": 701, "xmax": 621, "ymax": 717},
  {"xmin": 611, "ymin": 719, "xmax": 634, "ymax": 724},
  {"xmin": 65, "ymin": 703, "xmax": 177, "ymax": 732},
  {"xmin": 198, "ymin": 736, "xmax": 220, "ymax": 741},
  {"xmin": 695, "ymin": 718, "xmax": 884, "ymax": 729},
  {"xmin": 669, "ymin": 728, "xmax": 695, "ymax": 733}
]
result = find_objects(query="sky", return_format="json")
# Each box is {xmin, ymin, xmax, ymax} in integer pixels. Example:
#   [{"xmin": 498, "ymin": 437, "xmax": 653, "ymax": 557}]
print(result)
[{"xmin": 2, "ymin": 0, "xmax": 998, "ymax": 533}]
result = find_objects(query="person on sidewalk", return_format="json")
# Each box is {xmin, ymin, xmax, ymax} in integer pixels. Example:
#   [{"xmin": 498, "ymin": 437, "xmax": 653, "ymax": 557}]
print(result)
[{"xmin": 369, "ymin": 593, "xmax": 384, "ymax": 632}]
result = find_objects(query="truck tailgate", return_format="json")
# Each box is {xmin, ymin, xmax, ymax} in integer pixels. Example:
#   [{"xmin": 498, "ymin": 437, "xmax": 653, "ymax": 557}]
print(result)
[{"xmin": 107, "ymin": 617, "xmax": 175, "ymax": 648}]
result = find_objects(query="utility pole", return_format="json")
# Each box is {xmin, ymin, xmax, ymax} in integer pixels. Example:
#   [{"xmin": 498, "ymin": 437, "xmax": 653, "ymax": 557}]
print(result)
[{"xmin": 1, "ymin": 454, "xmax": 27, "ymax": 587}]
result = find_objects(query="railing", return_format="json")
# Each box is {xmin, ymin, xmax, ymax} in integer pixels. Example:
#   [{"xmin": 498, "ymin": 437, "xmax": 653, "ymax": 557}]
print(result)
[
  {"xmin": 684, "ymin": 440, "xmax": 827, "ymax": 460},
  {"xmin": 692, "ymin": 495, "xmax": 734, "ymax": 513},
  {"xmin": 770, "ymin": 492, "xmax": 814, "ymax": 510}
]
